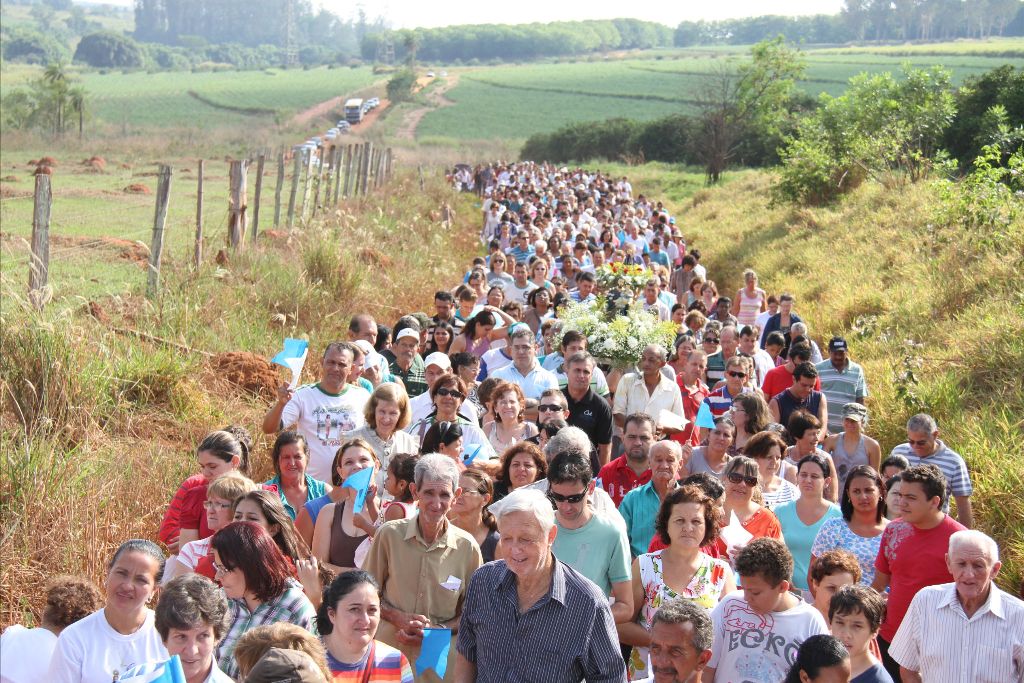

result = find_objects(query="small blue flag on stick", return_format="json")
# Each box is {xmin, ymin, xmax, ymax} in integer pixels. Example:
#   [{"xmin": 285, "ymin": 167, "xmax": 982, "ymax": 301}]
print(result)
[
  {"xmin": 341, "ymin": 466, "xmax": 374, "ymax": 513},
  {"xmin": 271, "ymin": 338, "xmax": 309, "ymax": 389},
  {"xmin": 117, "ymin": 654, "xmax": 186, "ymax": 682},
  {"xmin": 462, "ymin": 444, "xmax": 483, "ymax": 465},
  {"xmin": 695, "ymin": 400, "xmax": 717, "ymax": 429},
  {"xmin": 416, "ymin": 628, "xmax": 452, "ymax": 679}
]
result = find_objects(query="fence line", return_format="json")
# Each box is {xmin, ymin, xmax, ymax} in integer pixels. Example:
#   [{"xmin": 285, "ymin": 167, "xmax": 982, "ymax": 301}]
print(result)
[{"xmin": 11, "ymin": 145, "xmax": 396, "ymax": 307}]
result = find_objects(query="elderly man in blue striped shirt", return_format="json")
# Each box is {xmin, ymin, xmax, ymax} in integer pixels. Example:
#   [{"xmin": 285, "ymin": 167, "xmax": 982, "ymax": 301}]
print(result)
[{"xmin": 455, "ymin": 488, "xmax": 627, "ymax": 683}]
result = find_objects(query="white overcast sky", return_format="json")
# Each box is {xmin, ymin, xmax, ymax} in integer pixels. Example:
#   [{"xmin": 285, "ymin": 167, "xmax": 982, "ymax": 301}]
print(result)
[{"xmin": 93, "ymin": 0, "xmax": 845, "ymax": 30}]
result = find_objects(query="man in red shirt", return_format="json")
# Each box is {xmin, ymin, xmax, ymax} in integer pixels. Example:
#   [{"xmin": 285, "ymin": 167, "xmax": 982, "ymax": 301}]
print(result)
[
  {"xmin": 760, "ymin": 341, "xmax": 820, "ymax": 400},
  {"xmin": 871, "ymin": 463, "xmax": 966, "ymax": 681},
  {"xmin": 674, "ymin": 350, "xmax": 709, "ymax": 447},
  {"xmin": 597, "ymin": 413, "xmax": 654, "ymax": 507}
]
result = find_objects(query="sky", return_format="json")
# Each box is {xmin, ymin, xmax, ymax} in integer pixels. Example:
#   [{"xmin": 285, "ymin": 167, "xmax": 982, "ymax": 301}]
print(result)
[{"xmin": 90, "ymin": 0, "xmax": 846, "ymax": 30}]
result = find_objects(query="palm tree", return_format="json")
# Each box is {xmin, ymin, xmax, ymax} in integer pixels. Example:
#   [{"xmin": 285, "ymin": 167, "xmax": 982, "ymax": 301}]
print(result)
[
  {"xmin": 68, "ymin": 86, "xmax": 86, "ymax": 140},
  {"xmin": 42, "ymin": 62, "xmax": 71, "ymax": 135}
]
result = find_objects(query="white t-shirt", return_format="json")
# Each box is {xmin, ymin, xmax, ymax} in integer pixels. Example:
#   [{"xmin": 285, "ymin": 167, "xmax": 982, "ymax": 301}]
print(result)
[
  {"xmin": 47, "ymin": 609, "xmax": 168, "ymax": 683},
  {"xmin": 504, "ymin": 280, "xmax": 538, "ymax": 305},
  {"xmin": 708, "ymin": 592, "xmax": 829, "ymax": 683},
  {"xmin": 178, "ymin": 537, "xmax": 211, "ymax": 571},
  {"xmin": 1, "ymin": 625, "xmax": 57, "ymax": 683},
  {"xmin": 281, "ymin": 383, "xmax": 371, "ymax": 482},
  {"xmin": 409, "ymin": 390, "xmax": 478, "ymax": 425}
]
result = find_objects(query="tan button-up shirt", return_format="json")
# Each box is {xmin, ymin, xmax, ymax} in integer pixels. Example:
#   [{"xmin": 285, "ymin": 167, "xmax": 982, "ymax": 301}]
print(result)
[{"xmin": 364, "ymin": 516, "xmax": 482, "ymax": 682}]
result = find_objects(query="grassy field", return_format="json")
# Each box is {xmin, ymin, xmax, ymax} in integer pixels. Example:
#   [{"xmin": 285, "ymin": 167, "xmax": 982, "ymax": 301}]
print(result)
[{"xmin": 417, "ymin": 44, "xmax": 1022, "ymax": 142}]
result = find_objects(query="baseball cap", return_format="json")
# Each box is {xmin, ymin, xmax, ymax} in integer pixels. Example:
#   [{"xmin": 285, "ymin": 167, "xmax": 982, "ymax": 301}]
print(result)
[
  {"xmin": 351, "ymin": 340, "xmax": 374, "ymax": 357},
  {"xmin": 245, "ymin": 648, "xmax": 327, "ymax": 683},
  {"xmin": 423, "ymin": 352, "xmax": 452, "ymax": 371},
  {"xmin": 842, "ymin": 403, "xmax": 868, "ymax": 423},
  {"xmin": 395, "ymin": 328, "xmax": 420, "ymax": 343},
  {"xmin": 828, "ymin": 337, "xmax": 848, "ymax": 352}
]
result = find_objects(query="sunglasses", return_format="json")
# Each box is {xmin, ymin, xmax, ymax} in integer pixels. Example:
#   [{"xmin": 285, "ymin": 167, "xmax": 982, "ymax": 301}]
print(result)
[
  {"xmin": 538, "ymin": 403, "xmax": 565, "ymax": 412},
  {"xmin": 703, "ymin": 337, "xmax": 720, "ymax": 344},
  {"xmin": 727, "ymin": 472, "xmax": 759, "ymax": 487},
  {"xmin": 548, "ymin": 490, "xmax": 587, "ymax": 504},
  {"xmin": 436, "ymin": 387, "xmax": 465, "ymax": 400},
  {"xmin": 727, "ymin": 371, "xmax": 747, "ymax": 378}
]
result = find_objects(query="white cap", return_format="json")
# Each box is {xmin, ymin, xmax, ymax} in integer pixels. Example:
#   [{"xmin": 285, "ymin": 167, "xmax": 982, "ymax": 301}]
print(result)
[
  {"xmin": 351, "ymin": 339, "xmax": 375, "ymax": 356},
  {"xmin": 423, "ymin": 352, "xmax": 451, "ymax": 370},
  {"xmin": 364, "ymin": 350, "xmax": 383, "ymax": 371},
  {"xmin": 395, "ymin": 328, "xmax": 420, "ymax": 342}
]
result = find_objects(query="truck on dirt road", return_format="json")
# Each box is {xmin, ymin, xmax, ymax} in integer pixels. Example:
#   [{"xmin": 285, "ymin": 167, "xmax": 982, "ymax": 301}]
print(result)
[{"xmin": 344, "ymin": 98, "xmax": 365, "ymax": 124}]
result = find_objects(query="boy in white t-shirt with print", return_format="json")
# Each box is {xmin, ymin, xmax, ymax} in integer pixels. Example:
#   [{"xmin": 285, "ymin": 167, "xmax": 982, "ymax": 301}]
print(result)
[{"xmin": 703, "ymin": 538, "xmax": 829, "ymax": 683}]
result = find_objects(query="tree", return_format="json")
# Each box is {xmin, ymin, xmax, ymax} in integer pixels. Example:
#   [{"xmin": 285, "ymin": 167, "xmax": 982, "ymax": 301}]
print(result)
[
  {"xmin": 42, "ymin": 62, "xmax": 71, "ymax": 135},
  {"xmin": 692, "ymin": 36, "xmax": 806, "ymax": 184},
  {"xmin": 386, "ymin": 68, "xmax": 416, "ymax": 103},
  {"xmin": 74, "ymin": 32, "xmax": 145, "ymax": 68}
]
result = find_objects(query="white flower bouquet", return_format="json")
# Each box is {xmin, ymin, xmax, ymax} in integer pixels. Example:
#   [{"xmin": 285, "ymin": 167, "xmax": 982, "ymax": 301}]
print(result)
[{"xmin": 557, "ymin": 298, "xmax": 678, "ymax": 370}]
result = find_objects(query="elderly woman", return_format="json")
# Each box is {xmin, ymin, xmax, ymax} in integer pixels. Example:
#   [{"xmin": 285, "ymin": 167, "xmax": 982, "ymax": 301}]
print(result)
[
  {"xmin": 619, "ymin": 485, "xmax": 735, "ymax": 680},
  {"xmin": 492, "ymin": 441, "xmax": 547, "ymax": 503},
  {"xmin": 263, "ymin": 432, "xmax": 330, "ymax": 521},
  {"xmin": 0, "ymin": 576, "xmax": 101, "ymax": 683},
  {"xmin": 810, "ymin": 464, "xmax": 889, "ymax": 587},
  {"xmin": 720, "ymin": 456, "xmax": 783, "ymax": 560},
  {"xmin": 454, "ymin": 487, "xmax": 626, "ymax": 682},
  {"xmin": 211, "ymin": 522, "xmax": 317, "ymax": 679},
  {"xmin": 343, "ymin": 383, "xmax": 418, "ymax": 494},
  {"xmin": 406, "ymin": 375, "xmax": 495, "ymax": 463},
  {"xmin": 155, "ymin": 575, "xmax": 233, "ymax": 682},
  {"xmin": 743, "ymin": 430, "xmax": 799, "ymax": 510},
  {"xmin": 317, "ymin": 571, "xmax": 413, "ymax": 681},
  {"xmin": 48, "ymin": 540, "xmax": 168, "ymax": 683},
  {"xmin": 774, "ymin": 454, "xmax": 842, "ymax": 597},
  {"xmin": 486, "ymin": 380, "xmax": 539, "ymax": 453}
]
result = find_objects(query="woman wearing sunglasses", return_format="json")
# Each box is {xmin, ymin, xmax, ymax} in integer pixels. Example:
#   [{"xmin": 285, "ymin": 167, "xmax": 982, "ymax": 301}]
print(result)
[
  {"xmin": 719, "ymin": 456, "xmax": 783, "ymax": 562},
  {"xmin": 406, "ymin": 374, "xmax": 496, "ymax": 469}
]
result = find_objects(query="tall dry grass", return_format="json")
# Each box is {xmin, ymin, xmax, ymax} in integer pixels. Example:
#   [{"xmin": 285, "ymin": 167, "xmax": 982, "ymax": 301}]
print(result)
[{"xmin": 0, "ymin": 169, "xmax": 482, "ymax": 626}]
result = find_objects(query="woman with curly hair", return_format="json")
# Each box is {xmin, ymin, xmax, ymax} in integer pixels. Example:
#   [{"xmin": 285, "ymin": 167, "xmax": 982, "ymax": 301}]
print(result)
[{"xmin": 618, "ymin": 486, "xmax": 735, "ymax": 680}]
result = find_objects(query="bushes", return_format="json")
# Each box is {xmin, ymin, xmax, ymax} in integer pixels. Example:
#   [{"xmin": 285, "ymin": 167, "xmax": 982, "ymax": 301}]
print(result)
[
  {"xmin": 74, "ymin": 31, "xmax": 145, "ymax": 68},
  {"xmin": 1, "ymin": 28, "xmax": 70, "ymax": 64}
]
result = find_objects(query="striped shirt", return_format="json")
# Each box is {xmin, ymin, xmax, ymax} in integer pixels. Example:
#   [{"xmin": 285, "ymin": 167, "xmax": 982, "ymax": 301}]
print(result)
[
  {"xmin": 702, "ymin": 385, "xmax": 739, "ymax": 418},
  {"xmin": 889, "ymin": 582, "xmax": 1024, "ymax": 682},
  {"xmin": 889, "ymin": 440, "xmax": 973, "ymax": 511},
  {"xmin": 456, "ymin": 559, "xmax": 627, "ymax": 683},
  {"xmin": 815, "ymin": 359, "xmax": 868, "ymax": 433},
  {"xmin": 326, "ymin": 640, "xmax": 414, "ymax": 682},
  {"xmin": 217, "ymin": 579, "xmax": 317, "ymax": 679}
]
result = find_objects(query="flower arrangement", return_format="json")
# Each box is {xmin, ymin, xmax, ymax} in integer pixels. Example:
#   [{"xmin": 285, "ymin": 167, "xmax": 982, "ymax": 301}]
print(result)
[
  {"xmin": 594, "ymin": 263, "xmax": 653, "ymax": 295},
  {"xmin": 557, "ymin": 297, "xmax": 678, "ymax": 370}
]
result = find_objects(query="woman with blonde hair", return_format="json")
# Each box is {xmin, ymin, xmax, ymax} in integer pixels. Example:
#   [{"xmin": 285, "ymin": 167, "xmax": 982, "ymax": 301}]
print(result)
[
  {"xmin": 719, "ymin": 456, "xmax": 782, "ymax": 561},
  {"xmin": 343, "ymin": 382, "xmax": 417, "ymax": 490},
  {"xmin": 486, "ymin": 380, "xmax": 538, "ymax": 453}
]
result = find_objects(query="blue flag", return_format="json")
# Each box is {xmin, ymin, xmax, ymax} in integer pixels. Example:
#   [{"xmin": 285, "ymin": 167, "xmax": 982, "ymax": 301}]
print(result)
[
  {"xmin": 117, "ymin": 655, "xmax": 186, "ymax": 682},
  {"xmin": 271, "ymin": 338, "xmax": 309, "ymax": 389},
  {"xmin": 462, "ymin": 444, "xmax": 483, "ymax": 465},
  {"xmin": 416, "ymin": 628, "xmax": 452, "ymax": 679},
  {"xmin": 695, "ymin": 400, "xmax": 717, "ymax": 429},
  {"xmin": 341, "ymin": 466, "xmax": 374, "ymax": 513}
]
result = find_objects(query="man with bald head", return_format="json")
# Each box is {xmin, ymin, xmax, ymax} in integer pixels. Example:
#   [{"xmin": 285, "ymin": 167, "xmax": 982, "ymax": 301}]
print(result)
[{"xmin": 889, "ymin": 530, "xmax": 1023, "ymax": 682}]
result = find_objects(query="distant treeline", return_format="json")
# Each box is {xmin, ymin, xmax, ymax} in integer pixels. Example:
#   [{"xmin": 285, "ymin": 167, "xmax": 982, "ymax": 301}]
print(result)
[
  {"xmin": 360, "ymin": 19, "xmax": 674, "ymax": 63},
  {"xmin": 676, "ymin": 1, "xmax": 1024, "ymax": 46}
]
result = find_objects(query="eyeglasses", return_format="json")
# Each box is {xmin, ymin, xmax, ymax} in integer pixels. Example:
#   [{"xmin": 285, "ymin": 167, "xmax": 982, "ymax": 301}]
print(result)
[
  {"xmin": 435, "ymin": 387, "xmax": 466, "ymax": 400},
  {"xmin": 727, "ymin": 472, "xmax": 759, "ymax": 487},
  {"xmin": 727, "ymin": 371, "xmax": 747, "ymax": 378},
  {"xmin": 548, "ymin": 490, "xmax": 588, "ymax": 504},
  {"xmin": 203, "ymin": 501, "xmax": 233, "ymax": 511},
  {"xmin": 703, "ymin": 337, "xmax": 719, "ymax": 344},
  {"xmin": 538, "ymin": 403, "xmax": 565, "ymax": 412},
  {"xmin": 212, "ymin": 561, "xmax": 232, "ymax": 575}
]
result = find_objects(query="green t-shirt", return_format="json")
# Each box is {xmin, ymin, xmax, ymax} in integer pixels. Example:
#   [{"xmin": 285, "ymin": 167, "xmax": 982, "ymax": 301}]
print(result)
[{"xmin": 552, "ymin": 513, "xmax": 631, "ymax": 595}]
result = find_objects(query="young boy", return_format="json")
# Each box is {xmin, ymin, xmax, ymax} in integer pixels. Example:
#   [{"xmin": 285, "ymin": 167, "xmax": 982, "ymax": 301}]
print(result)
[
  {"xmin": 829, "ymin": 585, "xmax": 894, "ymax": 683},
  {"xmin": 704, "ymin": 538, "xmax": 829, "ymax": 683},
  {"xmin": 809, "ymin": 549, "xmax": 862, "ymax": 621}
]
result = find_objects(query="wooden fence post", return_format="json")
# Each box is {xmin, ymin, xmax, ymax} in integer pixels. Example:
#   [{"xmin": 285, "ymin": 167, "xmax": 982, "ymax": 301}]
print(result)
[
  {"xmin": 375, "ymin": 148, "xmax": 385, "ymax": 188},
  {"xmin": 194, "ymin": 159, "xmax": 204, "ymax": 269},
  {"xmin": 227, "ymin": 159, "xmax": 248, "ymax": 250},
  {"xmin": 300, "ymin": 151, "xmax": 315, "ymax": 221},
  {"xmin": 312, "ymin": 147, "xmax": 328, "ymax": 215},
  {"xmin": 273, "ymin": 152, "xmax": 285, "ymax": 228},
  {"xmin": 343, "ymin": 144, "xmax": 354, "ymax": 198},
  {"xmin": 418, "ymin": 165, "xmax": 425, "ymax": 191},
  {"xmin": 146, "ymin": 164, "xmax": 173, "ymax": 299},
  {"xmin": 360, "ymin": 141, "xmax": 372, "ymax": 195},
  {"xmin": 286, "ymin": 155, "xmax": 301, "ymax": 230},
  {"xmin": 385, "ymin": 148, "xmax": 393, "ymax": 181},
  {"xmin": 28, "ymin": 173, "xmax": 51, "ymax": 309},
  {"xmin": 251, "ymin": 153, "xmax": 265, "ymax": 240},
  {"xmin": 332, "ymin": 146, "xmax": 343, "ymax": 205}
]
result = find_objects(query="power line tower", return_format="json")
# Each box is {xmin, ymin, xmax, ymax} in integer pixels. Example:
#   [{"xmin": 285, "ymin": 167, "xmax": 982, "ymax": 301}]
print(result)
[{"xmin": 283, "ymin": 0, "xmax": 298, "ymax": 67}]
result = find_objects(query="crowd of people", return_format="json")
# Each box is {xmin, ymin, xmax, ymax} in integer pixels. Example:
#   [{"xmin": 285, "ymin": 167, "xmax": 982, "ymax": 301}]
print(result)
[{"xmin": 4, "ymin": 162, "xmax": 1021, "ymax": 683}]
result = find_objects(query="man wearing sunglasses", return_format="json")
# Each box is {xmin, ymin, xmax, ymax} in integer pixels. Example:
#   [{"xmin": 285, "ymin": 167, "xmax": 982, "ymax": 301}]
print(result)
[{"xmin": 548, "ymin": 451, "xmax": 634, "ymax": 625}]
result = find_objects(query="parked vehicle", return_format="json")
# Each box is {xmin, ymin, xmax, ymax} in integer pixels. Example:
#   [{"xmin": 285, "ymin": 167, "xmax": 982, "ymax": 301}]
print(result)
[{"xmin": 344, "ymin": 98, "xmax": 365, "ymax": 124}]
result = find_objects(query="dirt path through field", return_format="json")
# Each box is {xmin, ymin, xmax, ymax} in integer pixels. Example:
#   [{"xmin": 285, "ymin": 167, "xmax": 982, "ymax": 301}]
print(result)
[
  {"xmin": 395, "ymin": 74, "xmax": 460, "ymax": 140},
  {"xmin": 290, "ymin": 95, "xmax": 390, "ymax": 131}
]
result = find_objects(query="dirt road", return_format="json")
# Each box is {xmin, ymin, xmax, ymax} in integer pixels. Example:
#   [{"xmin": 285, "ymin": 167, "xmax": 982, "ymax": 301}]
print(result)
[{"xmin": 395, "ymin": 74, "xmax": 460, "ymax": 140}]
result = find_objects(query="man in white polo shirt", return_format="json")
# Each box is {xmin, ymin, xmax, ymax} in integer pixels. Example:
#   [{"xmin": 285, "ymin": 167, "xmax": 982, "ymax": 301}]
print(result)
[{"xmin": 490, "ymin": 325, "xmax": 558, "ymax": 408}]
